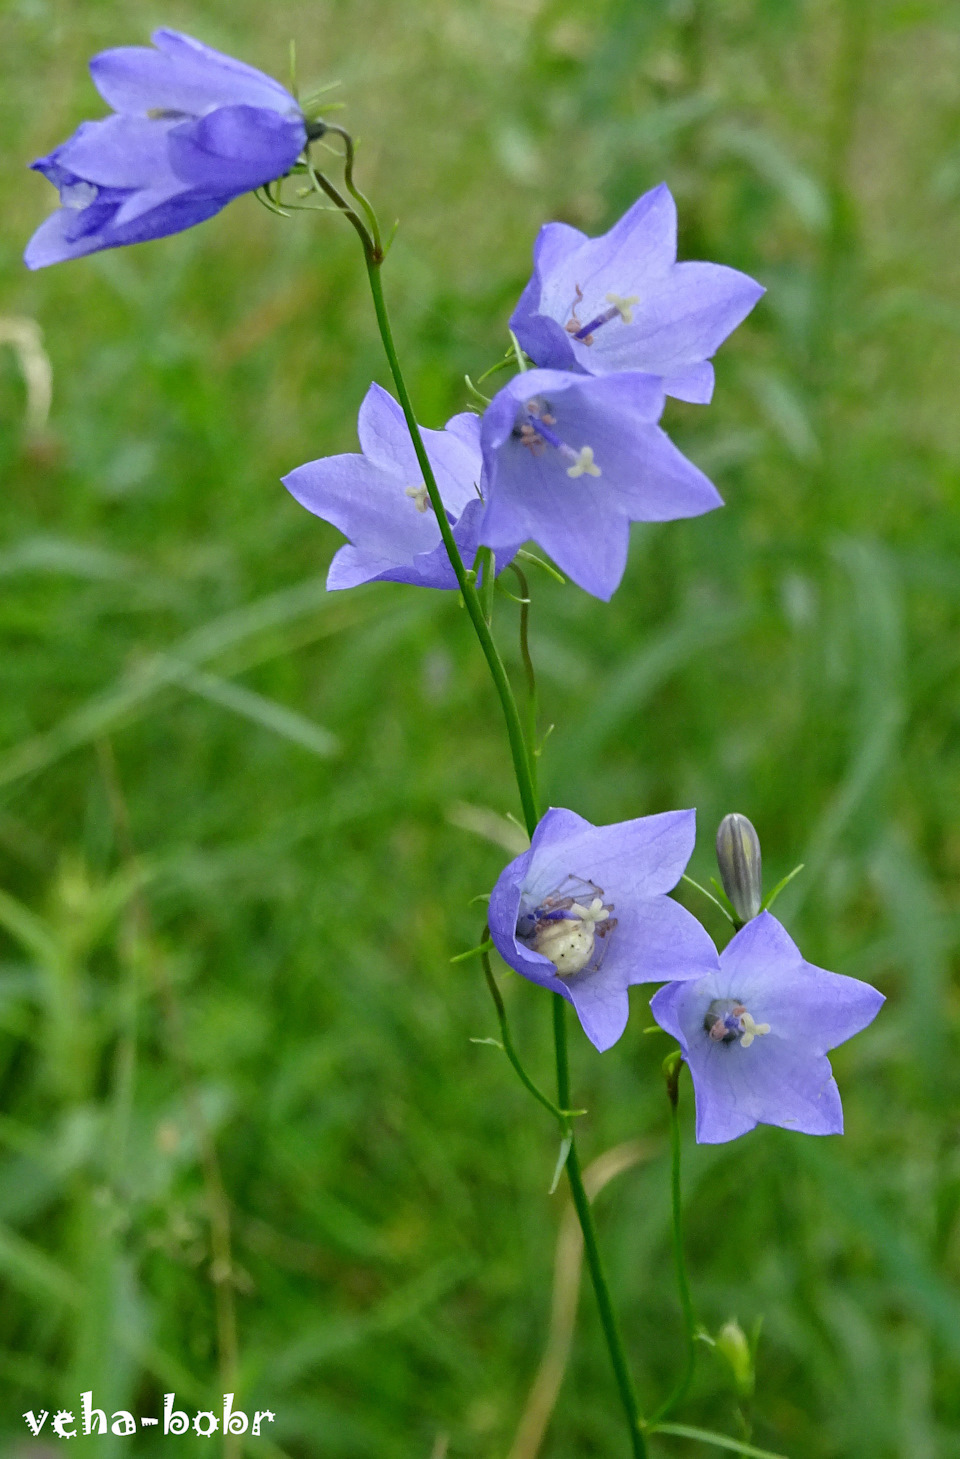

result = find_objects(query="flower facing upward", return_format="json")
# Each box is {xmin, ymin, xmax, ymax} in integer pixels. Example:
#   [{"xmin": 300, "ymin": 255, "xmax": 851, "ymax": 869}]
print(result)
[
  {"xmin": 478, "ymin": 368, "xmax": 722, "ymax": 600},
  {"xmin": 650, "ymin": 912, "xmax": 884, "ymax": 1143},
  {"xmin": 488, "ymin": 808, "xmax": 719, "ymax": 1052},
  {"xmin": 283, "ymin": 383, "xmax": 516, "ymax": 590},
  {"xmin": 509, "ymin": 183, "xmax": 764, "ymax": 404},
  {"xmin": 25, "ymin": 29, "xmax": 307, "ymax": 269}
]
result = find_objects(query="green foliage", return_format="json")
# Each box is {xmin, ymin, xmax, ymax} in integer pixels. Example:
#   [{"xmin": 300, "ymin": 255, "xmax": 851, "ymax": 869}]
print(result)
[{"xmin": 0, "ymin": 0, "xmax": 958, "ymax": 1454}]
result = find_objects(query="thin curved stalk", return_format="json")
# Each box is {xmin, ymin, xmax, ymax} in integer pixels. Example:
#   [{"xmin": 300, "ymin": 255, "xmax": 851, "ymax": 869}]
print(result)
[{"xmin": 653, "ymin": 1055, "xmax": 697, "ymax": 1421}]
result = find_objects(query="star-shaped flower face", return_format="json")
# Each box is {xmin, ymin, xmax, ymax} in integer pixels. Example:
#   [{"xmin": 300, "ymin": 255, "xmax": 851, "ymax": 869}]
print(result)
[
  {"xmin": 650, "ymin": 912, "xmax": 884, "ymax": 1143},
  {"xmin": 509, "ymin": 183, "xmax": 764, "ymax": 404},
  {"xmin": 283, "ymin": 383, "xmax": 513, "ymax": 590},
  {"xmin": 478, "ymin": 368, "xmax": 722, "ymax": 600},
  {"xmin": 25, "ymin": 29, "xmax": 307, "ymax": 268},
  {"xmin": 488, "ymin": 808, "xmax": 719, "ymax": 1052}
]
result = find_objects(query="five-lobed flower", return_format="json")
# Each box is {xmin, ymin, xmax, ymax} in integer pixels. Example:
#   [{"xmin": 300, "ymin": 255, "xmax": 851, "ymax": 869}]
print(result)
[
  {"xmin": 477, "ymin": 367, "xmax": 722, "ymax": 600},
  {"xmin": 488, "ymin": 807, "xmax": 719, "ymax": 1052},
  {"xmin": 509, "ymin": 182, "xmax": 764, "ymax": 404},
  {"xmin": 650, "ymin": 911, "xmax": 884, "ymax": 1143},
  {"xmin": 283, "ymin": 382, "xmax": 517, "ymax": 590},
  {"xmin": 25, "ymin": 29, "xmax": 307, "ymax": 269}
]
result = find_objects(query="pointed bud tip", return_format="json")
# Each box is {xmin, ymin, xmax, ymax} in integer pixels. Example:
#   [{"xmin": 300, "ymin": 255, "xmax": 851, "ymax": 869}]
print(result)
[
  {"xmin": 716, "ymin": 813, "xmax": 762, "ymax": 923},
  {"xmin": 715, "ymin": 1318, "xmax": 755, "ymax": 1397}
]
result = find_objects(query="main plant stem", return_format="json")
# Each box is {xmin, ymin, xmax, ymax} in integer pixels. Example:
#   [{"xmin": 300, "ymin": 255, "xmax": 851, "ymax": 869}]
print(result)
[
  {"xmin": 554, "ymin": 996, "xmax": 648, "ymax": 1457},
  {"xmin": 347, "ymin": 203, "xmax": 645, "ymax": 1457},
  {"xmin": 363, "ymin": 256, "xmax": 539, "ymax": 837}
]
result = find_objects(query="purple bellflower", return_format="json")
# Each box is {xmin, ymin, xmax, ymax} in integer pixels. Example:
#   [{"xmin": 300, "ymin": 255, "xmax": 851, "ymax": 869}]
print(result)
[
  {"xmin": 25, "ymin": 29, "xmax": 307, "ymax": 269},
  {"xmin": 650, "ymin": 911, "xmax": 884, "ymax": 1143},
  {"xmin": 510, "ymin": 183, "xmax": 764, "ymax": 404},
  {"xmin": 488, "ymin": 807, "xmax": 719, "ymax": 1052},
  {"xmin": 478, "ymin": 368, "xmax": 721, "ymax": 600},
  {"xmin": 283, "ymin": 382, "xmax": 515, "ymax": 590}
]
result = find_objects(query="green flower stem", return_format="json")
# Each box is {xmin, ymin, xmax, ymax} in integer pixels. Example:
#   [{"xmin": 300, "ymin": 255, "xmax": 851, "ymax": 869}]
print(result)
[
  {"xmin": 480, "ymin": 938, "xmax": 573, "ymax": 1126},
  {"xmin": 554, "ymin": 995, "xmax": 648, "ymax": 1459},
  {"xmin": 508, "ymin": 561, "xmax": 539, "ymax": 805},
  {"xmin": 328, "ymin": 162, "xmax": 647, "ymax": 1457},
  {"xmin": 653, "ymin": 1053, "xmax": 697, "ymax": 1422},
  {"xmin": 363, "ymin": 254, "xmax": 540, "ymax": 839}
]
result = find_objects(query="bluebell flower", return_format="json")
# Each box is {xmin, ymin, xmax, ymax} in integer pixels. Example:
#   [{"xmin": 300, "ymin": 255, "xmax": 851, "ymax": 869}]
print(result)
[
  {"xmin": 488, "ymin": 808, "xmax": 719, "ymax": 1052},
  {"xmin": 478, "ymin": 368, "xmax": 722, "ymax": 600},
  {"xmin": 650, "ymin": 911, "xmax": 884, "ymax": 1143},
  {"xmin": 283, "ymin": 383, "xmax": 517, "ymax": 590},
  {"xmin": 510, "ymin": 184, "xmax": 764, "ymax": 404},
  {"xmin": 25, "ymin": 29, "xmax": 307, "ymax": 269}
]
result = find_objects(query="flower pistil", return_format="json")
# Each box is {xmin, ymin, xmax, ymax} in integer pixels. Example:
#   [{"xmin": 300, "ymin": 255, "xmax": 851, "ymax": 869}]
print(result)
[
  {"xmin": 514, "ymin": 397, "xmax": 601, "ymax": 479},
  {"xmin": 567, "ymin": 284, "xmax": 641, "ymax": 343},
  {"xmin": 704, "ymin": 999, "xmax": 771, "ymax": 1048}
]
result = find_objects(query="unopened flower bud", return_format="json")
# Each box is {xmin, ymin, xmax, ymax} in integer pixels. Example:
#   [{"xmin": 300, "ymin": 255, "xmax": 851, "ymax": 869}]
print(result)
[
  {"xmin": 715, "ymin": 1318, "xmax": 754, "ymax": 1399},
  {"xmin": 716, "ymin": 813, "xmax": 762, "ymax": 923}
]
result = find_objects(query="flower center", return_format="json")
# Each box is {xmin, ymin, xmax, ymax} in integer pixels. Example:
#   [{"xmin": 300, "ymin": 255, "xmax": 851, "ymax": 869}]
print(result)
[
  {"xmin": 564, "ymin": 285, "xmax": 640, "ymax": 345},
  {"xmin": 517, "ymin": 880, "xmax": 616, "ymax": 977},
  {"xmin": 513, "ymin": 398, "xmax": 601, "ymax": 480},
  {"xmin": 703, "ymin": 999, "xmax": 771, "ymax": 1048},
  {"xmin": 405, "ymin": 482, "xmax": 432, "ymax": 513}
]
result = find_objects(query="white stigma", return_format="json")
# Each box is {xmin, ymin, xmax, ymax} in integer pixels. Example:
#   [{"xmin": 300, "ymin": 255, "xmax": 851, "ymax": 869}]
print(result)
[
  {"xmin": 570, "ymin": 897, "xmax": 609, "ymax": 925},
  {"xmin": 738, "ymin": 1010, "xmax": 771, "ymax": 1049},
  {"xmin": 405, "ymin": 483, "xmax": 431, "ymax": 513},
  {"xmin": 566, "ymin": 445, "xmax": 601, "ymax": 479},
  {"xmin": 605, "ymin": 292, "xmax": 640, "ymax": 324}
]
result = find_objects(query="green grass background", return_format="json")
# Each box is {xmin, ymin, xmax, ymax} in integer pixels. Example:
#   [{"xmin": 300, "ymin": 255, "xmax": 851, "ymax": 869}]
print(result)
[{"xmin": 0, "ymin": 0, "xmax": 958, "ymax": 1454}]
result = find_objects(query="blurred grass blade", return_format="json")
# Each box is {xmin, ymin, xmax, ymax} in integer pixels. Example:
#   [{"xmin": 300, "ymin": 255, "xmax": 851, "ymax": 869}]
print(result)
[
  {"xmin": 0, "ymin": 1220, "xmax": 80, "ymax": 1308},
  {"xmin": 162, "ymin": 659, "xmax": 339, "ymax": 758},
  {"xmin": 0, "ymin": 578, "xmax": 369, "ymax": 793}
]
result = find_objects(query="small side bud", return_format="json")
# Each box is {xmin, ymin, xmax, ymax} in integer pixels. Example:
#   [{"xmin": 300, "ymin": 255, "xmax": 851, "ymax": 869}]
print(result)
[
  {"xmin": 715, "ymin": 1318, "xmax": 755, "ymax": 1399},
  {"xmin": 716, "ymin": 813, "xmax": 762, "ymax": 924}
]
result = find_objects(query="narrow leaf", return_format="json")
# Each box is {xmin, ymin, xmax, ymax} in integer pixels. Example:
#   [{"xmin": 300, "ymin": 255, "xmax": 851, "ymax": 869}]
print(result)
[
  {"xmin": 650, "ymin": 1422, "xmax": 787, "ymax": 1458},
  {"xmin": 549, "ymin": 1132, "xmax": 573, "ymax": 1195}
]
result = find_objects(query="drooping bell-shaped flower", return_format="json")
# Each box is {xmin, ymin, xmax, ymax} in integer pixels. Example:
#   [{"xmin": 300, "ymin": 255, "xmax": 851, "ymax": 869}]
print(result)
[
  {"xmin": 478, "ymin": 368, "xmax": 721, "ymax": 600},
  {"xmin": 283, "ymin": 383, "xmax": 516, "ymax": 590},
  {"xmin": 488, "ymin": 807, "xmax": 719, "ymax": 1051},
  {"xmin": 650, "ymin": 912, "xmax": 883, "ymax": 1143},
  {"xmin": 25, "ymin": 29, "xmax": 307, "ymax": 268},
  {"xmin": 509, "ymin": 183, "xmax": 764, "ymax": 404}
]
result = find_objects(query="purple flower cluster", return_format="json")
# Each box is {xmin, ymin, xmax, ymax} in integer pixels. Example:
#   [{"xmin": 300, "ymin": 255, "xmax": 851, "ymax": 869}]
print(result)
[
  {"xmin": 489, "ymin": 813, "xmax": 883, "ymax": 1143},
  {"xmin": 286, "ymin": 189, "xmax": 760, "ymax": 598},
  {"xmin": 25, "ymin": 31, "xmax": 885, "ymax": 1150},
  {"xmin": 25, "ymin": 29, "xmax": 761, "ymax": 600},
  {"xmin": 290, "ymin": 186, "xmax": 761, "ymax": 597}
]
